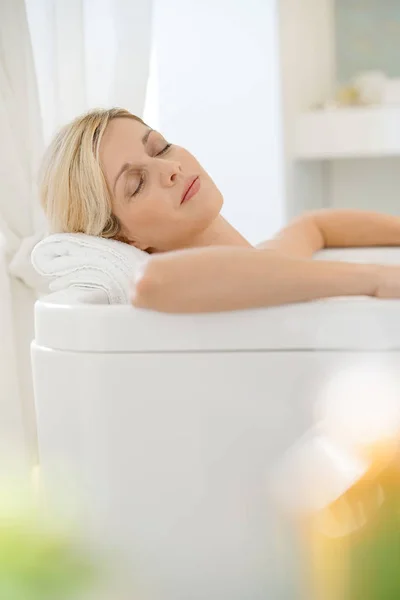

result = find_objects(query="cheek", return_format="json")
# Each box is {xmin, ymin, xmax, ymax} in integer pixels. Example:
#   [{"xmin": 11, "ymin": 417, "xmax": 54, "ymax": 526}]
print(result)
[
  {"xmin": 176, "ymin": 146, "xmax": 202, "ymax": 169},
  {"xmin": 180, "ymin": 149, "xmax": 219, "ymax": 191},
  {"xmin": 113, "ymin": 201, "xmax": 142, "ymax": 238},
  {"xmin": 123, "ymin": 198, "xmax": 169, "ymax": 234}
]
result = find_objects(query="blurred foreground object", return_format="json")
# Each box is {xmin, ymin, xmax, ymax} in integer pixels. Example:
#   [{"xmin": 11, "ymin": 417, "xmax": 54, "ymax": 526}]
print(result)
[
  {"xmin": 0, "ymin": 477, "xmax": 98, "ymax": 600},
  {"xmin": 271, "ymin": 362, "xmax": 400, "ymax": 600}
]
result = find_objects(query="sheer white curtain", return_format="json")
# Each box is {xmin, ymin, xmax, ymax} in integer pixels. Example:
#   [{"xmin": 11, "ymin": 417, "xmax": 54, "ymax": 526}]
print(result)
[
  {"xmin": 26, "ymin": 0, "xmax": 153, "ymax": 145},
  {"xmin": 0, "ymin": 0, "xmax": 153, "ymax": 471},
  {"xmin": 0, "ymin": 0, "xmax": 44, "ymax": 471}
]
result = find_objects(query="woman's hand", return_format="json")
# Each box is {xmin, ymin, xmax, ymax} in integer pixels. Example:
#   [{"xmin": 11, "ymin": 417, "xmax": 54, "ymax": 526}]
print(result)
[{"xmin": 374, "ymin": 265, "xmax": 400, "ymax": 299}]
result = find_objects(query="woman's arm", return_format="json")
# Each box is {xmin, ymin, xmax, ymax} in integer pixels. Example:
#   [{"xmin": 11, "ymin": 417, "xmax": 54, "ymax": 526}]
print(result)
[
  {"xmin": 131, "ymin": 246, "xmax": 390, "ymax": 313},
  {"xmin": 259, "ymin": 210, "xmax": 400, "ymax": 258}
]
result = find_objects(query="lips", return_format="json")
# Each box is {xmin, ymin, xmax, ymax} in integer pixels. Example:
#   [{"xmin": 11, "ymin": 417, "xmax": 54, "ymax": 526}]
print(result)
[{"xmin": 181, "ymin": 176, "xmax": 199, "ymax": 204}]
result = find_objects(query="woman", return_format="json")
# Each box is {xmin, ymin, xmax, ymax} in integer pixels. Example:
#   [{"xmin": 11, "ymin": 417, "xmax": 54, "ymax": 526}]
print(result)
[{"xmin": 40, "ymin": 107, "xmax": 400, "ymax": 312}]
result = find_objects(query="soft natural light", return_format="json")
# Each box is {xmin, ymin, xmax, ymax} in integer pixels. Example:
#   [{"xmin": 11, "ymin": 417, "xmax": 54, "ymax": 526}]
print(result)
[{"xmin": 143, "ymin": 40, "xmax": 160, "ymax": 130}]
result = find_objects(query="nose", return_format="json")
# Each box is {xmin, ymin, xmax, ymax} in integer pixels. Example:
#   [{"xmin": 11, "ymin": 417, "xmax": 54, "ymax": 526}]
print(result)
[{"xmin": 159, "ymin": 160, "xmax": 183, "ymax": 187}]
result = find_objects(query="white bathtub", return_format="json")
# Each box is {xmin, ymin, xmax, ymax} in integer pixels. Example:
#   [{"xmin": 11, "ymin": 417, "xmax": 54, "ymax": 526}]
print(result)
[{"xmin": 31, "ymin": 248, "xmax": 400, "ymax": 599}]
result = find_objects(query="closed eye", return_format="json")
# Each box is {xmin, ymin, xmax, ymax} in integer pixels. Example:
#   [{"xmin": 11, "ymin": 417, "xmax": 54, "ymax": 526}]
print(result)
[
  {"xmin": 131, "ymin": 175, "xmax": 145, "ymax": 197},
  {"xmin": 156, "ymin": 143, "xmax": 172, "ymax": 157},
  {"xmin": 131, "ymin": 143, "xmax": 172, "ymax": 197}
]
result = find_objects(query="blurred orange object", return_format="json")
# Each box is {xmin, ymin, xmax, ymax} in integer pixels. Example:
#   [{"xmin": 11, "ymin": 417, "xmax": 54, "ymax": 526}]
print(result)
[
  {"xmin": 304, "ymin": 448, "xmax": 400, "ymax": 600},
  {"xmin": 271, "ymin": 362, "xmax": 400, "ymax": 600}
]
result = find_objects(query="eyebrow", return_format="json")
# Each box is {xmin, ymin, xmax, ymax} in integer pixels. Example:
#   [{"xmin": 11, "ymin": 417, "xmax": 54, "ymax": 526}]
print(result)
[{"xmin": 112, "ymin": 127, "xmax": 154, "ymax": 194}]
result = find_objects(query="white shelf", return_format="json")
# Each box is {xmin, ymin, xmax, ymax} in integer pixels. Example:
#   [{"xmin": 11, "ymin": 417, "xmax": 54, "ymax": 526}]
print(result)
[{"xmin": 295, "ymin": 107, "xmax": 400, "ymax": 160}]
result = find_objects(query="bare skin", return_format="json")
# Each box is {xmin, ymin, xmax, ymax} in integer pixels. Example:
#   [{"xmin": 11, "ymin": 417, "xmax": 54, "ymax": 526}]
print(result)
[{"xmin": 99, "ymin": 117, "xmax": 400, "ymax": 313}]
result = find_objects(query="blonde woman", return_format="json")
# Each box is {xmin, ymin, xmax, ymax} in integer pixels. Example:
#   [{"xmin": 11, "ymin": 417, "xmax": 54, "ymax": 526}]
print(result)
[{"xmin": 40, "ymin": 107, "xmax": 400, "ymax": 313}]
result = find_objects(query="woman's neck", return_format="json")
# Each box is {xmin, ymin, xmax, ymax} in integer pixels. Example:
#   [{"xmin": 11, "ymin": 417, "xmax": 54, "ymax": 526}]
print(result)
[{"xmin": 183, "ymin": 216, "xmax": 252, "ymax": 249}]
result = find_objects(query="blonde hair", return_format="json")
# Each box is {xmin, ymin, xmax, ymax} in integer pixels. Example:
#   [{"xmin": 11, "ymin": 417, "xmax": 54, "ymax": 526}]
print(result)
[{"xmin": 40, "ymin": 107, "xmax": 146, "ymax": 239}]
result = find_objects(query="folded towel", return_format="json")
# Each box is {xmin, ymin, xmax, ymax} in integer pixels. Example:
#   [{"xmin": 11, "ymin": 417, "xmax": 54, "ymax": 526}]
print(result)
[{"xmin": 31, "ymin": 233, "xmax": 148, "ymax": 304}]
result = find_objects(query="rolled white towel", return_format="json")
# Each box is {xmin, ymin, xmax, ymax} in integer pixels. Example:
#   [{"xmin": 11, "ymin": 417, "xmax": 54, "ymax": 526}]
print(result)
[{"xmin": 31, "ymin": 233, "xmax": 148, "ymax": 304}]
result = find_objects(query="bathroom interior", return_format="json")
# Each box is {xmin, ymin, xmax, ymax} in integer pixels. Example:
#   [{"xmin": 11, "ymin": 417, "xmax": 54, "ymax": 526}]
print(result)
[{"xmin": 2, "ymin": 0, "xmax": 400, "ymax": 598}]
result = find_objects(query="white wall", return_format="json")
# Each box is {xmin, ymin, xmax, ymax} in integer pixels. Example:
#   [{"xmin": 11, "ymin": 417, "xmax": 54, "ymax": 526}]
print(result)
[
  {"xmin": 152, "ymin": 0, "xmax": 285, "ymax": 245},
  {"xmin": 328, "ymin": 158, "xmax": 400, "ymax": 214},
  {"xmin": 278, "ymin": 0, "xmax": 335, "ymax": 217}
]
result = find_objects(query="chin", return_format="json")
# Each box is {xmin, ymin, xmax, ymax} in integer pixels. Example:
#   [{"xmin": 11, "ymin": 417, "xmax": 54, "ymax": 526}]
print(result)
[
  {"xmin": 212, "ymin": 189, "xmax": 224, "ymax": 217},
  {"xmin": 202, "ymin": 171, "xmax": 223, "ymax": 208},
  {"xmin": 201, "ymin": 189, "xmax": 223, "ymax": 220},
  {"xmin": 217, "ymin": 190, "xmax": 224, "ymax": 211}
]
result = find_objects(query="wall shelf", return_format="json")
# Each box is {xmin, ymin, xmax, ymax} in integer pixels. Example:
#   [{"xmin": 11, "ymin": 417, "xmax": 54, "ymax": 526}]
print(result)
[{"xmin": 295, "ymin": 107, "xmax": 400, "ymax": 160}]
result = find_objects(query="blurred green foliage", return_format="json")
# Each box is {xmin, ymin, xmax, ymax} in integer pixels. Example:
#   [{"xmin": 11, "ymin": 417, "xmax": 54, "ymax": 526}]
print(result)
[{"xmin": 0, "ymin": 479, "xmax": 98, "ymax": 600}]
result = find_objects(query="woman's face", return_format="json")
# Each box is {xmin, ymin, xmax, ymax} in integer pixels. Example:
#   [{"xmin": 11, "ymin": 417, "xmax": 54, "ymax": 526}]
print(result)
[{"xmin": 99, "ymin": 117, "xmax": 223, "ymax": 252}]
